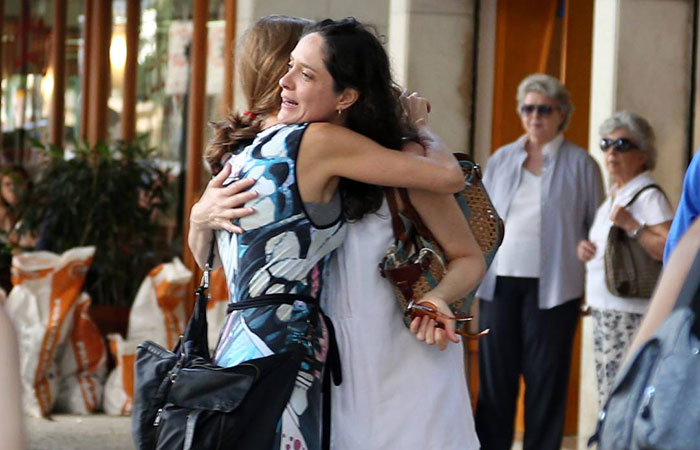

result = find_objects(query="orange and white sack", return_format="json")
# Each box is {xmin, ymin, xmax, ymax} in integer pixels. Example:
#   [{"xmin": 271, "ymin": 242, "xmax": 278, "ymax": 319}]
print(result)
[
  {"xmin": 206, "ymin": 267, "xmax": 229, "ymax": 352},
  {"xmin": 102, "ymin": 333, "xmax": 138, "ymax": 416},
  {"xmin": 53, "ymin": 293, "xmax": 107, "ymax": 414},
  {"xmin": 4, "ymin": 246, "xmax": 95, "ymax": 417},
  {"xmin": 127, "ymin": 257, "xmax": 192, "ymax": 349}
]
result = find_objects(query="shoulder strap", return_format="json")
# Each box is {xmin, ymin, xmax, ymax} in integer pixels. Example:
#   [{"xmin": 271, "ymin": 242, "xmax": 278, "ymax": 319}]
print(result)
[
  {"xmin": 624, "ymin": 183, "xmax": 664, "ymax": 208},
  {"xmin": 385, "ymin": 188, "xmax": 409, "ymax": 243},
  {"xmin": 181, "ymin": 238, "xmax": 216, "ymax": 358},
  {"xmin": 396, "ymin": 189, "xmax": 436, "ymax": 241}
]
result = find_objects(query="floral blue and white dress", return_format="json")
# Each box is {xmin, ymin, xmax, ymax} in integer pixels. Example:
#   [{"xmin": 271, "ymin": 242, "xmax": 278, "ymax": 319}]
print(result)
[{"xmin": 212, "ymin": 123, "xmax": 346, "ymax": 450}]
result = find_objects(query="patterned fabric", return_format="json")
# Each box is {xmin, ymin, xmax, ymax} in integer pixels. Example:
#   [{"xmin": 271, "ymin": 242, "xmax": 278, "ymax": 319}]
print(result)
[
  {"xmin": 212, "ymin": 123, "xmax": 346, "ymax": 450},
  {"xmin": 591, "ymin": 306, "xmax": 644, "ymax": 408}
]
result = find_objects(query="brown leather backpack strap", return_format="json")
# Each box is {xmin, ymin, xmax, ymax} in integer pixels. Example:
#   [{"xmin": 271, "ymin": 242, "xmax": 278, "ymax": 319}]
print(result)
[
  {"xmin": 396, "ymin": 188, "xmax": 436, "ymax": 242},
  {"xmin": 385, "ymin": 188, "xmax": 409, "ymax": 243}
]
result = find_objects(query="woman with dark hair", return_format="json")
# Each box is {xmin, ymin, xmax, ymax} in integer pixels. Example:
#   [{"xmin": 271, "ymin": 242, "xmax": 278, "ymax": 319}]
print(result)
[
  {"xmin": 189, "ymin": 17, "xmax": 481, "ymax": 450},
  {"xmin": 0, "ymin": 166, "xmax": 31, "ymax": 242},
  {"xmin": 0, "ymin": 166, "xmax": 35, "ymax": 292}
]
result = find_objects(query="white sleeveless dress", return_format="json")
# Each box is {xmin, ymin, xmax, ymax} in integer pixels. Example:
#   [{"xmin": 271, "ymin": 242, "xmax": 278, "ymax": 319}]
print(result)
[{"xmin": 322, "ymin": 200, "xmax": 480, "ymax": 450}]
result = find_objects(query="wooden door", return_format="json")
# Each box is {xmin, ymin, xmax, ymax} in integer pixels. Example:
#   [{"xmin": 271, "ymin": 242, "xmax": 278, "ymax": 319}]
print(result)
[{"xmin": 485, "ymin": 0, "xmax": 594, "ymax": 436}]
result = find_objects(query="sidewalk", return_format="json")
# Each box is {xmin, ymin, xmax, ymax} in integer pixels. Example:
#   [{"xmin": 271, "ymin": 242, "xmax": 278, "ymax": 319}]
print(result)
[
  {"xmin": 26, "ymin": 414, "xmax": 587, "ymax": 450},
  {"xmin": 26, "ymin": 414, "xmax": 132, "ymax": 450}
]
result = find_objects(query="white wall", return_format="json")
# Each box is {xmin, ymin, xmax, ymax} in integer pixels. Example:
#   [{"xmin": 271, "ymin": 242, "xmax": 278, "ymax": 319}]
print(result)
[
  {"xmin": 233, "ymin": 0, "xmax": 390, "ymax": 113},
  {"xmin": 473, "ymin": 0, "xmax": 497, "ymax": 167},
  {"xmin": 233, "ymin": 0, "xmax": 476, "ymax": 155},
  {"xmin": 582, "ymin": 0, "xmax": 694, "ymax": 436}
]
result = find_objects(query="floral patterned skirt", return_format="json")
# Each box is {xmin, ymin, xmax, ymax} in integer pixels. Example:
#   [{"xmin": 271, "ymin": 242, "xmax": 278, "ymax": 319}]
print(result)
[{"xmin": 591, "ymin": 306, "xmax": 644, "ymax": 408}]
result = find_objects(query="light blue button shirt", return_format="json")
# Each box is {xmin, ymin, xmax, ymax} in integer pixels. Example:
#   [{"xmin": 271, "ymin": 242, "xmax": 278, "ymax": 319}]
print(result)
[{"xmin": 476, "ymin": 136, "xmax": 604, "ymax": 309}]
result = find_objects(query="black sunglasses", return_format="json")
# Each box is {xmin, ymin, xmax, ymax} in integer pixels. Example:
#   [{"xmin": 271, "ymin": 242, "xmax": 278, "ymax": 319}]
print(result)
[
  {"xmin": 599, "ymin": 138, "xmax": 638, "ymax": 152},
  {"xmin": 520, "ymin": 104, "xmax": 555, "ymax": 116}
]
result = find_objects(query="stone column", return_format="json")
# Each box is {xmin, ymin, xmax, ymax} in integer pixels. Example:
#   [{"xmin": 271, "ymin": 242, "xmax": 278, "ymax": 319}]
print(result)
[
  {"xmin": 473, "ymin": 0, "xmax": 497, "ymax": 167},
  {"xmin": 588, "ymin": 0, "xmax": 691, "ymax": 202},
  {"xmin": 388, "ymin": 0, "xmax": 476, "ymax": 154},
  {"xmin": 581, "ymin": 0, "xmax": 694, "ymax": 436}
]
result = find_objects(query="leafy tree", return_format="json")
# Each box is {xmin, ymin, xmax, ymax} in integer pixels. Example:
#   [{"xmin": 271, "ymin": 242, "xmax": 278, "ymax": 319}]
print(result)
[{"xmin": 20, "ymin": 137, "xmax": 174, "ymax": 306}]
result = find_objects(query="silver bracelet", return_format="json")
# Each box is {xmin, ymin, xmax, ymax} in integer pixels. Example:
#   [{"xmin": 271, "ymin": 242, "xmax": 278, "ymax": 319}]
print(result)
[{"xmin": 631, "ymin": 223, "xmax": 645, "ymax": 239}]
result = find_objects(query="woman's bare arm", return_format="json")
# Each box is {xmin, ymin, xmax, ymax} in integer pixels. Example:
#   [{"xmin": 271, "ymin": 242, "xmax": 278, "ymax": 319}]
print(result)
[
  {"xmin": 609, "ymin": 205, "xmax": 671, "ymax": 261},
  {"xmin": 399, "ymin": 141, "xmax": 486, "ymax": 350},
  {"xmin": 634, "ymin": 222, "xmax": 671, "ymax": 261},
  {"xmin": 408, "ymin": 188, "xmax": 486, "ymax": 350},
  {"xmin": 296, "ymin": 122, "xmax": 463, "ymax": 204}
]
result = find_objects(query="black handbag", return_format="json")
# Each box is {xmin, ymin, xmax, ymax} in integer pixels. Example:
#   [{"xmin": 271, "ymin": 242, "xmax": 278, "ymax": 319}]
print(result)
[
  {"xmin": 604, "ymin": 184, "xmax": 664, "ymax": 298},
  {"xmin": 131, "ymin": 241, "xmax": 338, "ymax": 450}
]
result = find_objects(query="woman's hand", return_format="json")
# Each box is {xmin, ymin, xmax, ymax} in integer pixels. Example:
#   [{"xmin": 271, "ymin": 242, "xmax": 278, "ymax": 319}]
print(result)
[
  {"xmin": 610, "ymin": 204, "xmax": 640, "ymax": 234},
  {"xmin": 190, "ymin": 164, "xmax": 258, "ymax": 234},
  {"xmin": 409, "ymin": 296, "xmax": 460, "ymax": 351},
  {"xmin": 400, "ymin": 91, "xmax": 431, "ymax": 127},
  {"xmin": 577, "ymin": 239, "xmax": 597, "ymax": 262}
]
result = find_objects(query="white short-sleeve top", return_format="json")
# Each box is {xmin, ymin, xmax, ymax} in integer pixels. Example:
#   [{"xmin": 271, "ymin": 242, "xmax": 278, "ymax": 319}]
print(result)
[{"xmin": 585, "ymin": 172, "xmax": 674, "ymax": 314}]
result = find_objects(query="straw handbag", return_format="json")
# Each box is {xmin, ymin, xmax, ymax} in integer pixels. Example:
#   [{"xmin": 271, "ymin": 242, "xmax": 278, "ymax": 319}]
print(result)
[
  {"xmin": 379, "ymin": 153, "xmax": 503, "ymax": 333},
  {"xmin": 604, "ymin": 184, "xmax": 664, "ymax": 298}
]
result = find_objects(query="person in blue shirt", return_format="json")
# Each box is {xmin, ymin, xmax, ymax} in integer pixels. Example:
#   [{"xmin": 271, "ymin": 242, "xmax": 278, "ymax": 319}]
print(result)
[{"xmin": 663, "ymin": 150, "xmax": 700, "ymax": 264}]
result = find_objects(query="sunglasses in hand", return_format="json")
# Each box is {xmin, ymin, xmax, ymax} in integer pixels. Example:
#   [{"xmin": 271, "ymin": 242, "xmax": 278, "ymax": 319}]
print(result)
[{"xmin": 405, "ymin": 300, "xmax": 490, "ymax": 339}]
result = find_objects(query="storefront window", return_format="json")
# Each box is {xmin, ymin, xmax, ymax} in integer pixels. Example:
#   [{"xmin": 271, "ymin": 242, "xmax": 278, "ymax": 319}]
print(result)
[
  {"xmin": 1, "ymin": 0, "xmax": 53, "ymax": 165},
  {"xmin": 128, "ymin": 0, "xmax": 226, "ymax": 251},
  {"xmin": 2, "ymin": 0, "xmax": 228, "ymax": 255}
]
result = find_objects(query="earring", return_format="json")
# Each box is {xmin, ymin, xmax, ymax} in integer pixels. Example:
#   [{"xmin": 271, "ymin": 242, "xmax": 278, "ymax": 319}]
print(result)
[{"xmin": 337, "ymin": 109, "xmax": 342, "ymax": 116}]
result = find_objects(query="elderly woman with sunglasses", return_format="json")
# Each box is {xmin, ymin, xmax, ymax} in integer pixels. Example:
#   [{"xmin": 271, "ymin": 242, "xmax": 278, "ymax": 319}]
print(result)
[
  {"xmin": 475, "ymin": 73, "xmax": 604, "ymax": 450},
  {"xmin": 576, "ymin": 111, "xmax": 673, "ymax": 408}
]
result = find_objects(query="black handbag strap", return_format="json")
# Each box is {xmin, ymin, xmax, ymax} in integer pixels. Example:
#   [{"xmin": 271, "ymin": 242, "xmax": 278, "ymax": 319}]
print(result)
[
  {"xmin": 624, "ymin": 183, "xmax": 665, "ymax": 208},
  {"xmin": 321, "ymin": 312, "xmax": 342, "ymax": 450},
  {"xmin": 200, "ymin": 238, "xmax": 216, "ymax": 291},
  {"xmin": 180, "ymin": 239, "xmax": 216, "ymax": 358}
]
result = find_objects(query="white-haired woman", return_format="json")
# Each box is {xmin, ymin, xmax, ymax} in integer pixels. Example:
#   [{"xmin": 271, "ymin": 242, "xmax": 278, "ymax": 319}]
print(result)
[
  {"xmin": 475, "ymin": 73, "xmax": 604, "ymax": 450},
  {"xmin": 577, "ymin": 111, "xmax": 673, "ymax": 408}
]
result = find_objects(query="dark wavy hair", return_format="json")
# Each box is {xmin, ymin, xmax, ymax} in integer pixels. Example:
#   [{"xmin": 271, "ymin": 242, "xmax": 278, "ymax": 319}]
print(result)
[
  {"xmin": 306, "ymin": 18, "xmax": 416, "ymax": 220},
  {"xmin": 204, "ymin": 15, "xmax": 311, "ymax": 174}
]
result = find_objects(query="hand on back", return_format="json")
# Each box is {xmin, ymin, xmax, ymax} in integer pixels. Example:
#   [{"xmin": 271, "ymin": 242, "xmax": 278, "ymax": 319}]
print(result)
[{"xmin": 191, "ymin": 164, "xmax": 258, "ymax": 234}]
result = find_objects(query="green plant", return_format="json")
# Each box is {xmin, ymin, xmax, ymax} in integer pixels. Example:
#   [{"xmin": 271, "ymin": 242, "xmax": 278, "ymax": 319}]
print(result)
[{"xmin": 20, "ymin": 137, "xmax": 174, "ymax": 306}]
